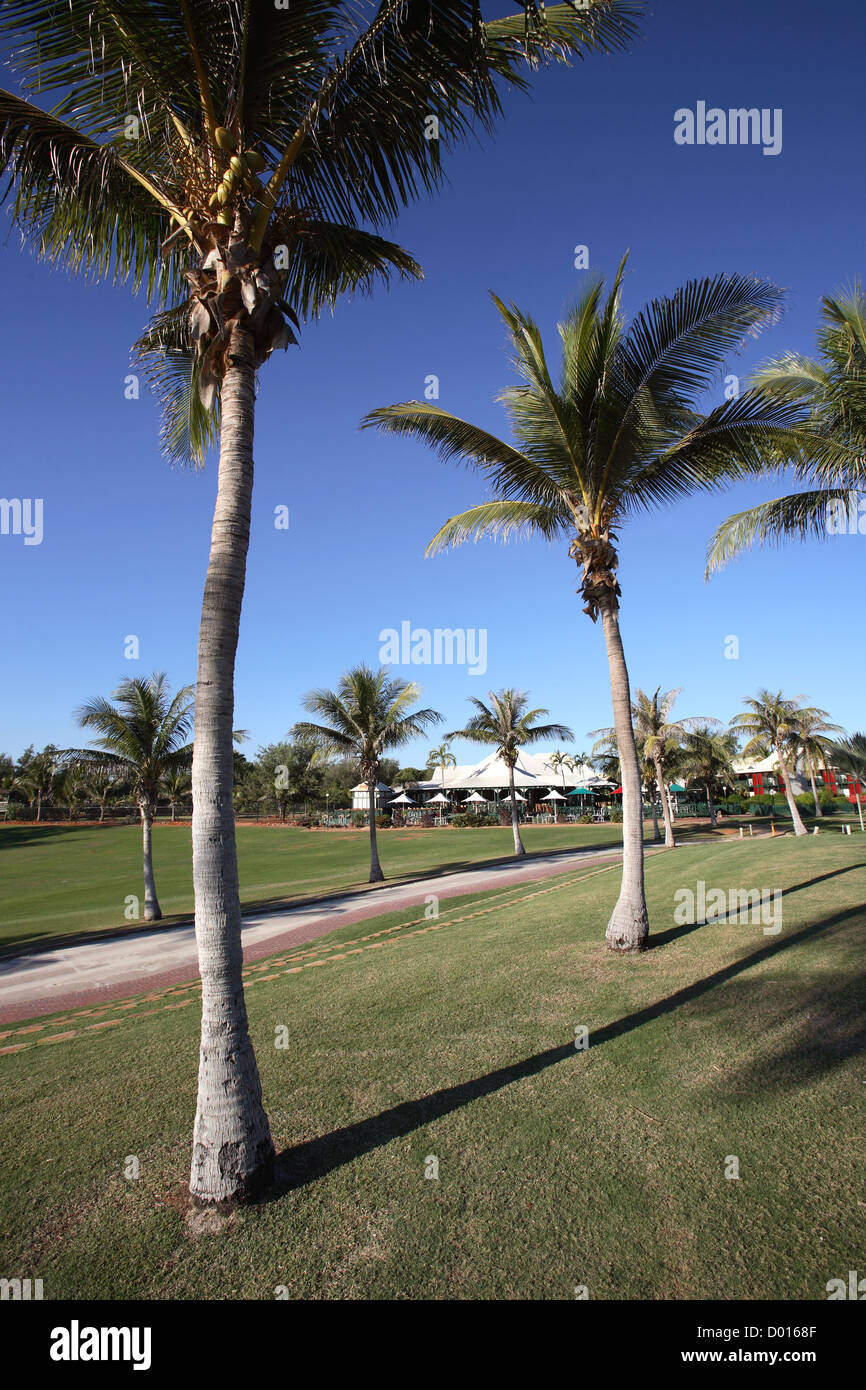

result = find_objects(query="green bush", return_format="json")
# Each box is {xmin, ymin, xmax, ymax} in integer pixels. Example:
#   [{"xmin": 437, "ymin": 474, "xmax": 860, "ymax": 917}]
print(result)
[
  {"xmin": 577, "ymin": 812, "xmax": 593, "ymax": 824},
  {"xmin": 609, "ymin": 806, "xmax": 623, "ymax": 823},
  {"xmin": 375, "ymin": 813, "xmax": 391, "ymax": 829},
  {"xmin": 351, "ymin": 810, "xmax": 367, "ymax": 828}
]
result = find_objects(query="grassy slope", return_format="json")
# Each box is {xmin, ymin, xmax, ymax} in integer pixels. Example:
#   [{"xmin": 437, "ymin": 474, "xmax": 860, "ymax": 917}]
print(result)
[
  {"xmin": 0, "ymin": 835, "xmax": 863, "ymax": 1300},
  {"xmin": 0, "ymin": 821, "xmax": 629, "ymax": 951}
]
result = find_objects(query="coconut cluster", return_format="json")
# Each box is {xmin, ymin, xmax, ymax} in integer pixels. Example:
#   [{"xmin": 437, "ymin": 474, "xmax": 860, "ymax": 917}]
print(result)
[{"xmin": 168, "ymin": 126, "xmax": 268, "ymax": 237}]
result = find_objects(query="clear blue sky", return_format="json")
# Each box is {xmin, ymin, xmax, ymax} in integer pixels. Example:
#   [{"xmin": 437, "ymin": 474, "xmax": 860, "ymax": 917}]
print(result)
[{"xmin": 2, "ymin": 0, "xmax": 863, "ymax": 766}]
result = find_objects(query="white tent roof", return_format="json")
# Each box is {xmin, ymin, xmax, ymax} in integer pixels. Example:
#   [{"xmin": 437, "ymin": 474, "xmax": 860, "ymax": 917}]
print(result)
[
  {"xmin": 417, "ymin": 751, "xmax": 598, "ymax": 792},
  {"xmin": 350, "ymin": 780, "xmax": 393, "ymax": 792}
]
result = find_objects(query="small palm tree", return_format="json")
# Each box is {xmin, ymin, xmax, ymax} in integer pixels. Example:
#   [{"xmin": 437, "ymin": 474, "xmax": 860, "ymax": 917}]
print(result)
[
  {"xmin": 547, "ymin": 750, "xmax": 577, "ymax": 790},
  {"xmin": 448, "ymin": 690, "xmax": 572, "ymax": 856},
  {"xmin": 429, "ymin": 743, "xmax": 457, "ymax": 794},
  {"xmin": 633, "ymin": 688, "xmax": 715, "ymax": 848},
  {"xmin": 63, "ymin": 674, "xmax": 194, "ymax": 918},
  {"xmin": 88, "ymin": 767, "xmax": 122, "ymax": 823},
  {"xmin": 365, "ymin": 260, "xmax": 801, "ymax": 948},
  {"xmin": 730, "ymin": 692, "xmax": 809, "ymax": 835},
  {"xmin": 707, "ymin": 285, "xmax": 866, "ymax": 571},
  {"xmin": 825, "ymin": 735, "xmax": 866, "ymax": 829},
  {"xmin": 428, "ymin": 742, "xmax": 457, "ymax": 823},
  {"xmin": 794, "ymin": 705, "xmax": 843, "ymax": 818},
  {"xmin": 163, "ymin": 770, "xmax": 192, "ymax": 822},
  {"xmin": 293, "ymin": 666, "xmax": 441, "ymax": 882},
  {"xmin": 678, "ymin": 727, "xmax": 738, "ymax": 827},
  {"xmin": 18, "ymin": 747, "xmax": 58, "ymax": 821},
  {"xmin": 0, "ymin": 769, "xmax": 33, "ymax": 817}
]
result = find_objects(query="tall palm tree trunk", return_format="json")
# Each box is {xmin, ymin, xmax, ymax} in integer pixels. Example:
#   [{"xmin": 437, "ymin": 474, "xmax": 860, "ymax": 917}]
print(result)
[
  {"xmin": 775, "ymin": 743, "xmax": 808, "ymax": 835},
  {"xmin": 140, "ymin": 799, "xmax": 161, "ymax": 920},
  {"xmin": 600, "ymin": 599, "xmax": 648, "ymax": 951},
  {"xmin": 705, "ymin": 782, "xmax": 716, "ymax": 827},
  {"xmin": 190, "ymin": 323, "xmax": 274, "ymax": 1204},
  {"xmin": 36, "ymin": 787, "xmax": 42, "ymax": 822},
  {"xmin": 806, "ymin": 750, "xmax": 823, "ymax": 817},
  {"xmin": 654, "ymin": 753, "xmax": 676, "ymax": 848},
  {"xmin": 508, "ymin": 763, "xmax": 525, "ymax": 855},
  {"xmin": 368, "ymin": 777, "xmax": 384, "ymax": 882}
]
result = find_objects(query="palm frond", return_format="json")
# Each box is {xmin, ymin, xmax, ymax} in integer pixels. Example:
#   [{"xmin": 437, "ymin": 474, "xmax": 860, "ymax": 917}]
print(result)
[
  {"xmin": 705, "ymin": 488, "xmax": 853, "ymax": 574},
  {"xmin": 426, "ymin": 500, "xmax": 569, "ymax": 554},
  {"xmin": 131, "ymin": 305, "xmax": 220, "ymax": 467}
]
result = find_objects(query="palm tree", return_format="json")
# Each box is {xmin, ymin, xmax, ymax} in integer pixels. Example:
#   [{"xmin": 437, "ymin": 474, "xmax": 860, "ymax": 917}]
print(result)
[
  {"xmin": 163, "ymin": 770, "xmax": 192, "ymax": 822},
  {"xmin": 429, "ymin": 743, "xmax": 457, "ymax": 793},
  {"xmin": 63, "ymin": 674, "xmax": 194, "ymax": 919},
  {"xmin": 428, "ymin": 742, "xmax": 457, "ymax": 822},
  {"xmin": 18, "ymin": 746, "xmax": 58, "ymax": 821},
  {"xmin": 730, "ymin": 691, "xmax": 809, "ymax": 835},
  {"xmin": 448, "ymin": 690, "xmax": 572, "ymax": 855},
  {"xmin": 633, "ymin": 688, "xmax": 714, "ymax": 848},
  {"xmin": 678, "ymin": 727, "xmax": 738, "ymax": 827},
  {"xmin": 546, "ymin": 750, "xmax": 576, "ymax": 822},
  {"xmin": 0, "ymin": 770, "xmax": 33, "ymax": 818},
  {"xmin": 292, "ymin": 666, "xmax": 441, "ymax": 882},
  {"xmin": 0, "ymin": 0, "xmax": 642, "ymax": 1206},
  {"xmin": 88, "ymin": 767, "xmax": 122, "ymax": 824},
  {"xmin": 825, "ymin": 734, "xmax": 866, "ymax": 830},
  {"xmin": 365, "ymin": 260, "xmax": 802, "ymax": 948},
  {"xmin": 707, "ymin": 285, "xmax": 866, "ymax": 571},
  {"xmin": 794, "ymin": 705, "xmax": 843, "ymax": 818}
]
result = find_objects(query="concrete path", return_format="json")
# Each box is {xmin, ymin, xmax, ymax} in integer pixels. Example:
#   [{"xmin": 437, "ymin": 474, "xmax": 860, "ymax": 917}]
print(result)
[{"xmin": 0, "ymin": 842, "xmax": 630, "ymax": 1023}]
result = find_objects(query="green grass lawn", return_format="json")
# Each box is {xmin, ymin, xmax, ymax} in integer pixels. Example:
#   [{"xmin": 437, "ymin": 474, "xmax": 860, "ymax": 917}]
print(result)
[
  {"xmin": 1, "ymin": 835, "xmax": 863, "ymax": 1299},
  {"xmin": 0, "ymin": 820, "xmax": 632, "ymax": 952}
]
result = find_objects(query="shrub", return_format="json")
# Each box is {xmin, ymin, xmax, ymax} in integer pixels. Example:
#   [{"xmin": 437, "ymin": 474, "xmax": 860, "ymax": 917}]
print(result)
[
  {"xmin": 450, "ymin": 812, "xmax": 473, "ymax": 828},
  {"xmin": 375, "ymin": 813, "xmax": 391, "ymax": 829},
  {"xmin": 351, "ymin": 811, "xmax": 366, "ymax": 828},
  {"xmin": 609, "ymin": 806, "xmax": 623, "ymax": 823},
  {"xmin": 577, "ymin": 812, "xmax": 593, "ymax": 824}
]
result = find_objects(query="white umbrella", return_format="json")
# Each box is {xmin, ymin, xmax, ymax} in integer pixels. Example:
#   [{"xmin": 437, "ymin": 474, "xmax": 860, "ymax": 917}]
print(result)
[
  {"xmin": 388, "ymin": 793, "xmax": 415, "ymax": 804},
  {"xmin": 501, "ymin": 791, "xmax": 527, "ymax": 802},
  {"xmin": 541, "ymin": 787, "xmax": 567, "ymax": 823},
  {"xmin": 427, "ymin": 790, "xmax": 450, "ymax": 825},
  {"xmin": 463, "ymin": 792, "xmax": 487, "ymax": 802}
]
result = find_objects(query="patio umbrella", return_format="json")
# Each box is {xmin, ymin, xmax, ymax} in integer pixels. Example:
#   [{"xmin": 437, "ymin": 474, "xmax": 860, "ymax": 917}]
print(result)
[
  {"xmin": 541, "ymin": 787, "xmax": 567, "ymax": 823},
  {"xmin": 501, "ymin": 791, "xmax": 527, "ymax": 802},
  {"xmin": 463, "ymin": 792, "xmax": 488, "ymax": 813},
  {"xmin": 388, "ymin": 793, "xmax": 415, "ymax": 804},
  {"xmin": 428, "ymin": 790, "xmax": 449, "ymax": 824}
]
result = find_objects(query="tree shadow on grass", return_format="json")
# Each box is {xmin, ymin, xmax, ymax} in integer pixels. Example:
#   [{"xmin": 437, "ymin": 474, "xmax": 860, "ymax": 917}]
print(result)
[{"xmin": 264, "ymin": 902, "xmax": 864, "ymax": 1201}]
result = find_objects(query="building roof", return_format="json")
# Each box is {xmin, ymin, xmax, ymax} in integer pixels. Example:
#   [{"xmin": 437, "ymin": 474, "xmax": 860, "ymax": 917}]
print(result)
[
  {"xmin": 732, "ymin": 752, "xmax": 779, "ymax": 776},
  {"xmin": 417, "ymin": 751, "xmax": 601, "ymax": 792}
]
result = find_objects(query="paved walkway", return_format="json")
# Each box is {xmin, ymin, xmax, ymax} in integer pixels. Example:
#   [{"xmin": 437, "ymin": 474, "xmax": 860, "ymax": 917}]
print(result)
[{"xmin": 0, "ymin": 843, "xmax": 631, "ymax": 1023}]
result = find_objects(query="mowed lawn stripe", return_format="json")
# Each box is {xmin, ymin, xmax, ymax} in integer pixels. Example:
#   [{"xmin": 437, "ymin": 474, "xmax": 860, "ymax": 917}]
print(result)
[{"xmin": 0, "ymin": 836, "xmax": 863, "ymax": 1299}]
